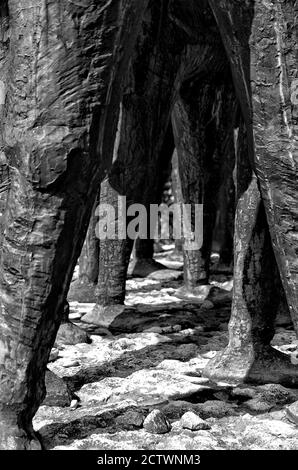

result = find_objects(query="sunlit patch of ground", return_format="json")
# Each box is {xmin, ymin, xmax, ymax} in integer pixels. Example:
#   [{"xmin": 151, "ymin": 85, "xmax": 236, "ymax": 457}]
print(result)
[{"xmin": 34, "ymin": 250, "xmax": 298, "ymax": 450}]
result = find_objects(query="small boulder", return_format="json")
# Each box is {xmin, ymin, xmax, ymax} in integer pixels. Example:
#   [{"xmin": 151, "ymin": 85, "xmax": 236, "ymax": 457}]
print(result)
[
  {"xmin": 256, "ymin": 383, "xmax": 298, "ymax": 407},
  {"xmin": 70, "ymin": 399, "xmax": 79, "ymax": 410},
  {"xmin": 180, "ymin": 411, "xmax": 211, "ymax": 431},
  {"xmin": 143, "ymin": 410, "xmax": 171, "ymax": 434},
  {"xmin": 55, "ymin": 322, "xmax": 91, "ymax": 346},
  {"xmin": 44, "ymin": 370, "xmax": 72, "ymax": 407}
]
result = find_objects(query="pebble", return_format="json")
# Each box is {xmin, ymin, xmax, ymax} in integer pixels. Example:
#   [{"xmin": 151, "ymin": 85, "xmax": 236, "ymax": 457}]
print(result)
[
  {"xmin": 55, "ymin": 322, "xmax": 91, "ymax": 346},
  {"xmin": 143, "ymin": 410, "xmax": 172, "ymax": 434},
  {"xmin": 180, "ymin": 411, "xmax": 211, "ymax": 431},
  {"xmin": 70, "ymin": 399, "xmax": 79, "ymax": 410}
]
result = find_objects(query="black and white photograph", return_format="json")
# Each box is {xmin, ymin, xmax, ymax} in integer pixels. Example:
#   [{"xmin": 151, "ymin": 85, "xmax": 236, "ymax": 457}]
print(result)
[{"xmin": 0, "ymin": 0, "xmax": 297, "ymax": 460}]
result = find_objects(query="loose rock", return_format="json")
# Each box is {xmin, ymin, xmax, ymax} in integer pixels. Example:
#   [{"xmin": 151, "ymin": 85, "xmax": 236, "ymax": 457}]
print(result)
[
  {"xmin": 44, "ymin": 370, "xmax": 72, "ymax": 407},
  {"xmin": 255, "ymin": 384, "xmax": 298, "ymax": 407},
  {"xmin": 56, "ymin": 322, "xmax": 91, "ymax": 346},
  {"xmin": 143, "ymin": 410, "xmax": 171, "ymax": 434},
  {"xmin": 180, "ymin": 411, "xmax": 211, "ymax": 431},
  {"xmin": 70, "ymin": 399, "xmax": 79, "ymax": 410}
]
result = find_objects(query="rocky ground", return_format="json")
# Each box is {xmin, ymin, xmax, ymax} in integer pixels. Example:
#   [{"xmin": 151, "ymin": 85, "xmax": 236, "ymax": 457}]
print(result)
[{"xmin": 34, "ymin": 250, "xmax": 298, "ymax": 450}]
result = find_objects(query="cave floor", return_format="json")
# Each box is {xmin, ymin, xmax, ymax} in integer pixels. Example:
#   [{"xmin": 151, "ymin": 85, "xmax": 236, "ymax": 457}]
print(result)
[{"xmin": 34, "ymin": 250, "xmax": 298, "ymax": 450}]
